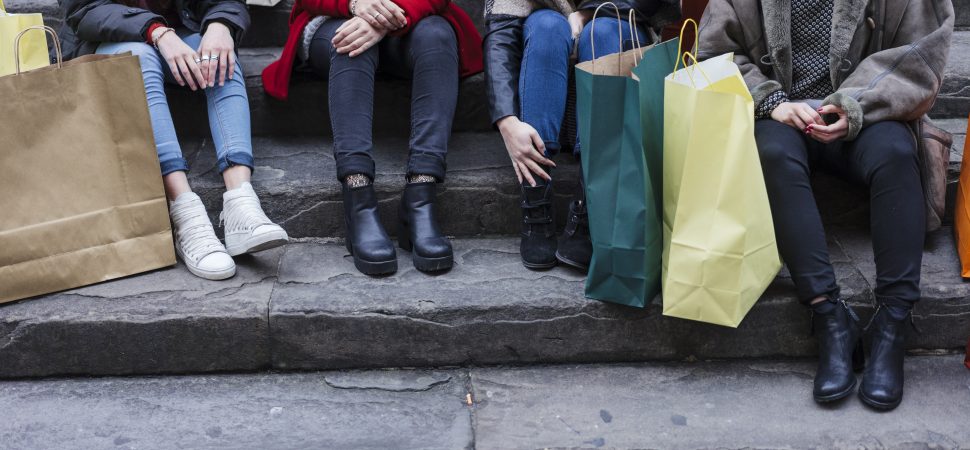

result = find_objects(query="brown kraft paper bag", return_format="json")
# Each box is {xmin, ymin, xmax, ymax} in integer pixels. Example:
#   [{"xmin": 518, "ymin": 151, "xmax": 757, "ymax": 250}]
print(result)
[{"xmin": 0, "ymin": 26, "xmax": 175, "ymax": 304}]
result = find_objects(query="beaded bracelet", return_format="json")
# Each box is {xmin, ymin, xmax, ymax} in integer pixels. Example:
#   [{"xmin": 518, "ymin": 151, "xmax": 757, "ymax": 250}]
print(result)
[
  {"xmin": 350, "ymin": 0, "xmax": 359, "ymax": 16},
  {"xmin": 152, "ymin": 27, "xmax": 175, "ymax": 50}
]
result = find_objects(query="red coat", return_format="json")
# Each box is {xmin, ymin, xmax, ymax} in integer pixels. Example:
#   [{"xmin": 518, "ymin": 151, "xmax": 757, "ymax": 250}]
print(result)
[{"xmin": 262, "ymin": 0, "xmax": 484, "ymax": 100}]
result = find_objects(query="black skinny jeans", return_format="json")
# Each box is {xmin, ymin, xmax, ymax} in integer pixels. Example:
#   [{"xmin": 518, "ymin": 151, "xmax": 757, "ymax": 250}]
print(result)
[
  {"xmin": 755, "ymin": 119, "xmax": 924, "ymax": 309},
  {"xmin": 309, "ymin": 16, "xmax": 459, "ymax": 181}
]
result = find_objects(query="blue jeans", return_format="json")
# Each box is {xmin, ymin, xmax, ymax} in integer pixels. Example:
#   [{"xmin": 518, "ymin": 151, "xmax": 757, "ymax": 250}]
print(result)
[
  {"xmin": 519, "ymin": 11, "xmax": 647, "ymax": 156},
  {"xmin": 96, "ymin": 30, "xmax": 254, "ymax": 176}
]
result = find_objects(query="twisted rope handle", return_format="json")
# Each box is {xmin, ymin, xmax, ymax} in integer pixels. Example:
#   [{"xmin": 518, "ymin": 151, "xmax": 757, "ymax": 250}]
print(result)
[
  {"xmin": 14, "ymin": 25, "xmax": 61, "ymax": 75},
  {"xmin": 589, "ymin": 2, "xmax": 623, "ymax": 73}
]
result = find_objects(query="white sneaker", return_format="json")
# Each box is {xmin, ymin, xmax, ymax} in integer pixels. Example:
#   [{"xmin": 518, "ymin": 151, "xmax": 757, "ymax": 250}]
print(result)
[
  {"xmin": 221, "ymin": 182, "xmax": 289, "ymax": 256},
  {"xmin": 170, "ymin": 192, "xmax": 236, "ymax": 280}
]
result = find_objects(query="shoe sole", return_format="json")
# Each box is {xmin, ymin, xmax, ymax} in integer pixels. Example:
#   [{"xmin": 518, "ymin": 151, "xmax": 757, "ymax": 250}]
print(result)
[
  {"xmin": 858, "ymin": 388, "xmax": 903, "ymax": 411},
  {"xmin": 522, "ymin": 259, "xmax": 557, "ymax": 270},
  {"xmin": 555, "ymin": 251, "xmax": 589, "ymax": 271},
  {"xmin": 176, "ymin": 248, "xmax": 236, "ymax": 281},
  {"xmin": 411, "ymin": 253, "xmax": 454, "ymax": 273},
  {"xmin": 353, "ymin": 257, "xmax": 398, "ymax": 275},
  {"xmin": 226, "ymin": 229, "xmax": 289, "ymax": 257},
  {"xmin": 813, "ymin": 379, "xmax": 857, "ymax": 404}
]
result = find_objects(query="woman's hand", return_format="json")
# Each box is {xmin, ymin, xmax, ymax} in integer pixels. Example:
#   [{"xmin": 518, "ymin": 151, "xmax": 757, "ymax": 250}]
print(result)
[
  {"xmin": 153, "ymin": 28, "xmax": 206, "ymax": 91},
  {"xmin": 198, "ymin": 22, "xmax": 237, "ymax": 88},
  {"xmin": 350, "ymin": 0, "xmax": 407, "ymax": 31},
  {"xmin": 333, "ymin": 17, "xmax": 388, "ymax": 57},
  {"xmin": 807, "ymin": 104, "xmax": 849, "ymax": 143},
  {"xmin": 497, "ymin": 116, "xmax": 557, "ymax": 186},
  {"xmin": 568, "ymin": 10, "xmax": 593, "ymax": 40},
  {"xmin": 770, "ymin": 101, "xmax": 825, "ymax": 131}
]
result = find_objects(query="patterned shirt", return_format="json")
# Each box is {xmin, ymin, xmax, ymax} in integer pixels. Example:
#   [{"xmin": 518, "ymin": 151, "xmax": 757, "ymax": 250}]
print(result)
[{"xmin": 756, "ymin": 0, "xmax": 835, "ymax": 118}]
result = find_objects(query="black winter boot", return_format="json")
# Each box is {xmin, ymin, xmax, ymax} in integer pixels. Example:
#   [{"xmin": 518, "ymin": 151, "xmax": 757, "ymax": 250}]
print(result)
[
  {"xmin": 342, "ymin": 183, "xmax": 397, "ymax": 275},
  {"xmin": 520, "ymin": 176, "xmax": 557, "ymax": 269},
  {"xmin": 555, "ymin": 200, "xmax": 591, "ymax": 270},
  {"xmin": 859, "ymin": 306, "xmax": 911, "ymax": 410},
  {"xmin": 398, "ymin": 182, "xmax": 453, "ymax": 272},
  {"xmin": 811, "ymin": 297, "xmax": 865, "ymax": 403}
]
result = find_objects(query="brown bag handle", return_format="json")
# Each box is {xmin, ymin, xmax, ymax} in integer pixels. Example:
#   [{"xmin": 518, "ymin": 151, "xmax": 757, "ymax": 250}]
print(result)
[
  {"xmin": 14, "ymin": 25, "xmax": 62, "ymax": 75},
  {"xmin": 589, "ymin": 2, "xmax": 623, "ymax": 73}
]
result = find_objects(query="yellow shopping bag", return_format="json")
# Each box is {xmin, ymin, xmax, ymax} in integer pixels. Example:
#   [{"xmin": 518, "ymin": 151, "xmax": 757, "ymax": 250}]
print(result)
[
  {"xmin": 0, "ymin": 0, "xmax": 48, "ymax": 76},
  {"xmin": 661, "ymin": 21, "xmax": 781, "ymax": 328}
]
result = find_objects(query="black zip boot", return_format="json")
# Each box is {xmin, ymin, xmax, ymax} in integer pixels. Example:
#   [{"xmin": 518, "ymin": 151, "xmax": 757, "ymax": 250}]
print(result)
[
  {"xmin": 398, "ymin": 182, "xmax": 453, "ymax": 272},
  {"xmin": 342, "ymin": 183, "xmax": 397, "ymax": 275},
  {"xmin": 859, "ymin": 306, "xmax": 911, "ymax": 410},
  {"xmin": 520, "ymin": 176, "xmax": 557, "ymax": 269},
  {"xmin": 812, "ymin": 297, "xmax": 865, "ymax": 403},
  {"xmin": 555, "ymin": 200, "xmax": 591, "ymax": 271}
]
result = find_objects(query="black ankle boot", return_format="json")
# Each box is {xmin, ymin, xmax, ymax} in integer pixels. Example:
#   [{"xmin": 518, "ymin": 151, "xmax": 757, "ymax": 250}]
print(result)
[
  {"xmin": 398, "ymin": 182, "xmax": 453, "ymax": 272},
  {"xmin": 859, "ymin": 306, "xmax": 911, "ymax": 410},
  {"xmin": 342, "ymin": 183, "xmax": 397, "ymax": 275},
  {"xmin": 520, "ymin": 177, "xmax": 557, "ymax": 269},
  {"xmin": 555, "ymin": 200, "xmax": 591, "ymax": 270},
  {"xmin": 812, "ymin": 298, "xmax": 864, "ymax": 403}
]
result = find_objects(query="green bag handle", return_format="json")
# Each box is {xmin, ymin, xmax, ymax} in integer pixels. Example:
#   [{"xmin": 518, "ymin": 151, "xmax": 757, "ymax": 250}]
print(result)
[{"xmin": 13, "ymin": 25, "xmax": 62, "ymax": 75}]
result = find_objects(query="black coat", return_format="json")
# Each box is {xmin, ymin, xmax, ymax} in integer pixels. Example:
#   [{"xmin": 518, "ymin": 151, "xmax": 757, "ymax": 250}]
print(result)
[
  {"xmin": 483, "ymin": 0, "xmax": 678, "ymax": 126},
  {"xmin": 57, "ymin": 0, "xmax": 250, "ymax": 61}
]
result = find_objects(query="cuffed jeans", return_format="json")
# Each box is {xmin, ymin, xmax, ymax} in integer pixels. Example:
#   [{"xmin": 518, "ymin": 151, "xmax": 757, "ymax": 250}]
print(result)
[
  {"xmin": 308, "ymin": 16, "xmax": 459, "ymax": 181},
  {"xmin": 96, "ymin": 29, "xmax": 254, "ymax": 176},
  {"xmin": 755, "ymin": 119, "xmax": 924, "ymax": 308},
  {"xmin": 518, "ymin": 10, "xmax": 647, "ymax": 155}
]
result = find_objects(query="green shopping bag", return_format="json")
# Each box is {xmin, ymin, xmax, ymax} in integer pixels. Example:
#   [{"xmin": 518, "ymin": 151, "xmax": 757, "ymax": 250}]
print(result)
[
  {"xmin": 633, "ymin": 37, "xmax": 680, "ymax": 221},
  {"xmin": 576, "ymin": 5, "xmax": 660, "ymax": 308}
]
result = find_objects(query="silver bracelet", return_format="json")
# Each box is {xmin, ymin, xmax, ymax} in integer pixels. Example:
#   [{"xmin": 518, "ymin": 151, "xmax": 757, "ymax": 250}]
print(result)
[{"xmin": 350, "ymin": 0, "xmax": 359, "ymax": 16}]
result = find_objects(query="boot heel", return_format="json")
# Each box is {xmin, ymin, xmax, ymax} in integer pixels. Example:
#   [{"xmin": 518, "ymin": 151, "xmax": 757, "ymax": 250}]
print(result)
[{"xmin": 852, "ymin": 339, "xmax": 866, "ymax": 373}]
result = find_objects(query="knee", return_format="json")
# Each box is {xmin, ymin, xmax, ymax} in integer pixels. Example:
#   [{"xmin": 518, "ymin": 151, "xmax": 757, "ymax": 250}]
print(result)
[
  {"xmin": 523, "ymin": 10, "xmax": 571, "ymax": 44},
  {"xmin": 579, "ymin": 18, "xmax": 624, "ymax": 54},
  {"xmin": 411, "ymin": 16, "xmax": 456, "ymax": 50},
  {"xmin": 120, "ymin": 43, "xmax": 162, "ymax": 72},
  {"xmin": 866, "ymin": 122, "xmax": 918, "ymax": 175}
]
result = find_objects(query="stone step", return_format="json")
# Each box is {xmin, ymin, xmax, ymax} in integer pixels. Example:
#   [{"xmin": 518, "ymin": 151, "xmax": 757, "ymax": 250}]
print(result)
[
  {"xmin": 181, "ymin": 117, "xmax": 966, "ymax": 240},
  {"xmin": 1, "ymin": 228, "xmax": 968, "ymax": 379},
  {"xmin": 2, "ymin": 355, "xmax": 968, "ymax": 448}
]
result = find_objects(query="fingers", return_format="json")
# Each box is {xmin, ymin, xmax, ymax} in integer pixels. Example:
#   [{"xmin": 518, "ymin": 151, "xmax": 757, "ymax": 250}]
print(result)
[
  {"xmin": 817, "ymin": 104, "xmax": 843, "ymax": 115},
  {"xmin": 372, "ymin": 3, "xmax": 397, "ymax": 29},
  {"xmin": 518, "ymin": 161, "xmax": 537, "ymax": 187},
  {"xmin": 336, "ymin": 29, "xmax": 369, "ymax": 53},
  {"xmin": 348, "ymin": 36, "xmax": 377, "ymax": 57},
  {"xmin": 197, "ymin": 46, "xmax": 211, "ymax": 86},
  {"xmin": 167, "ymin": 57, "xmax": 186, "ymax": 87},
  {"xmin": 227, "ymin": 49, "xmax": 236, "ymax": 82},
  {"xmin": 524, "ymin": 158, "xmax": 552, "ymax": 182},
  {"xmin": 810, "ymin": 117, "xmax": 848, "ymax": 135},
  {"xmin": 511, "ymin": 161, "xmax": 523, "ymax": 184},
  {"xmin": 187, "ymin": 55, "xmax": 206, "ymax": 91},
  {"xmin": 786, "ymin": 112, "xmax": 807, "ymax": 131},
  {"xmin": 333, "ymin": 20, "xmax": 360, "ymax": 47},
  {"xmin": 218, "ymin": 50, "xmax": 229, "ymax": 86},
  {"xmin": 175, "ymin": 57, "xmax": 198, "ymax": 91},
  {"xmin": 795, "ymin": 104, "xmax": 824, "ymax": 126},
  {"xmin": 383, "ymin": 1, "xmax": 408, "ymax": 28}
]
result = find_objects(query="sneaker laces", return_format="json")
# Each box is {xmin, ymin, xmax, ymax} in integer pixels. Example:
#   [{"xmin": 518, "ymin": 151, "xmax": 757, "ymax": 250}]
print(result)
[
  {"xmin": 221, "ymin": 191, "xmax": 273, "ymax": 233},
  {"xmin": 172, "ymin": 203, "xmax": 225, "ymax": 262}
]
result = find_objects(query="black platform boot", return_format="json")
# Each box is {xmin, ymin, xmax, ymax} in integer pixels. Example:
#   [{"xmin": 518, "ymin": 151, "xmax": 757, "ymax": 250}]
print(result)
[
  {"xmin": 520, "ymin": 176, "xmax": 557, "ymax": 269},
  {"xmin": 859, "ymin": 306, "xmax": 911, "ymax": 410},
  {"xmin": 812, "ymin": 297, "xmax": 865, "ymax": 403},
  {"xmin": 398, "ymin": 182, "xmax": 453, "ymax": 272},
  {"xmin": 342, "ymin": 183, "xmax": 397, "ymax": 275},
  {"xmin": 555, "ymin": 200, "xmax": 591, "ymax": 271}
]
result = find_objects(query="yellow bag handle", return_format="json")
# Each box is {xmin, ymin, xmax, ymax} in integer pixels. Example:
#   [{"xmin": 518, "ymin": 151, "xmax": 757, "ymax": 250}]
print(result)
[
  {"xmin": 0, "ymin": 0, "xmax": 7, "ymax": 14},
  {"xmin": 14, "ymin": 25, "xmax": 62, "ymax": 75},
  {"xmin": 673, "ymin": 18, "xmax": 699, "ymax": 74}
]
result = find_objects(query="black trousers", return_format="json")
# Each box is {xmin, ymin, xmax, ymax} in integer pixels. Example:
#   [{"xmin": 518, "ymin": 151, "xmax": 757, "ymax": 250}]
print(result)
[
  {"xmin": 309, "ymin": 16, "xmax": 459, "ymax": 181},
  {"xmin": 755, "ymin": 119, "xmax": 924, "ymax": 308}
]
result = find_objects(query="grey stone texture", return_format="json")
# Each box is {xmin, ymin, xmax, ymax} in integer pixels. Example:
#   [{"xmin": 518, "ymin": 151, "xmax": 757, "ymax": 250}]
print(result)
[
  {"xmin": 1, "ymin": 356, "xmax": 968, "ymax": 449},
  {"xmin": 470, "ymin": 356, "xmax": 970, "ymax": 449},
  {"xmin": 0, "ymin": 369, "xmax": 473, "ymax": 449},
  {"xmin": 3, "ymin": 232, "xmax": 969, "ymax": 378}
]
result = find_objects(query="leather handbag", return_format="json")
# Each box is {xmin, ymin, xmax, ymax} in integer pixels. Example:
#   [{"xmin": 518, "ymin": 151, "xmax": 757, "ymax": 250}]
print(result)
[{"xmin": 916, "ymin": 117, "xmax": 954, "ymax": 232}]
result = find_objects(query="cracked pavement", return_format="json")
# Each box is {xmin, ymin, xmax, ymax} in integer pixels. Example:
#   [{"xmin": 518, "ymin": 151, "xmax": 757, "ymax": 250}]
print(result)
[{"xmin": 1, "ymin": 356, "xmax": 968, "ymax": 449}]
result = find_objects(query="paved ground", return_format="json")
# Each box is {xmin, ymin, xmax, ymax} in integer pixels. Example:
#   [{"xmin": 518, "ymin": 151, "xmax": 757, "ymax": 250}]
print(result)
[{"xmin": 1, "ymin": 356, "xmax": 968, "ymax": 449}]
